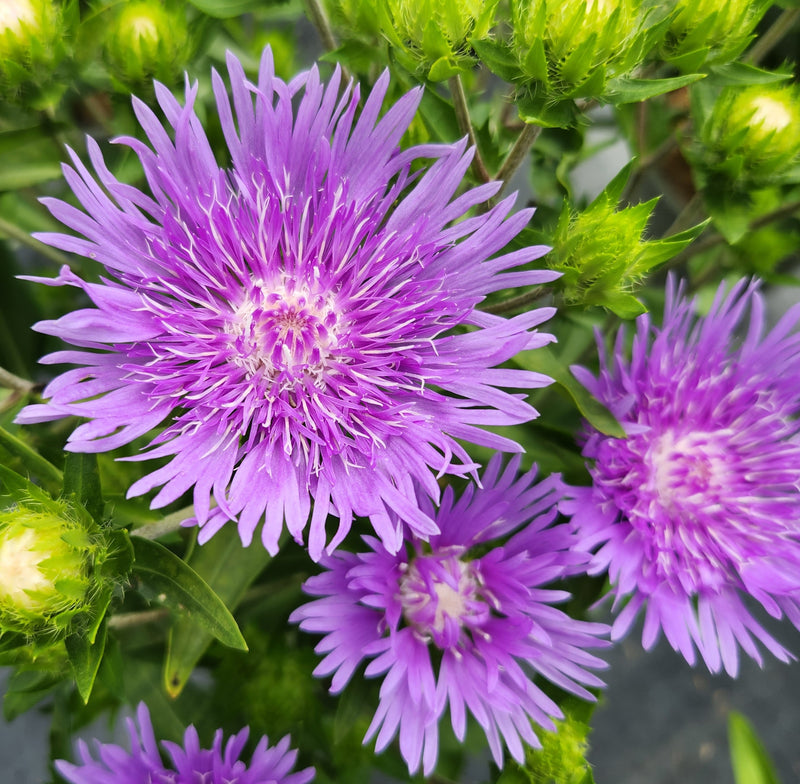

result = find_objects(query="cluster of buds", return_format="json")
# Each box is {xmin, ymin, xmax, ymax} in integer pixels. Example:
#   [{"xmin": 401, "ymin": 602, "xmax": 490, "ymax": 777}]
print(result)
[
  {"xmin": 662, "ymin": 0, "xmax": 769, "ymax": 72},
  {"xmin": 104, "ymin": 0, "xmax": 193, "ymax": 89},
  {"xmin": 0, "ymin": 467, "xmax": 128, "ymax": 645},
  {"xmin": 545, "ymin": 168, "xmax": 700, "ymax": 316},
  {"xmin": 379, "ymin": 0, "xmax": 497, "ymax": 80}
]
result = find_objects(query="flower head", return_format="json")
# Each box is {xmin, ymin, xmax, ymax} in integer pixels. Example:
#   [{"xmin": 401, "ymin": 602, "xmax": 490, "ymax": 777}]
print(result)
[
  {"xmin": 290, "ymin": 455, "xmax": 609, "ymax": 775},
  {"xmin": 17, "ymin": 48, "xmax": 556, "ymax": 559},
  {"xmin": 565, "ymin": 277, "xmax": 800, "ymax": 676},
  {"xmin": 56, "ymin": 702, "xmax": 314, "ymax": 784}
]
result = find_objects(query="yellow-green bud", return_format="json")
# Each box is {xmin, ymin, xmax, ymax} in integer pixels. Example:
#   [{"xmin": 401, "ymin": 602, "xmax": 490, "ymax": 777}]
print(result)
[
  {"xmin": 381, "ymin": 0, "xmax": 497, "ymax": 81},
  {"xmin": 0, "ymin": 500, "xmax": 102, "ymax": 639},
  {"xmin": 105, "ymin": 1, "xmax": 192, "ymax": 88},
  {"xmin": 663, "ymin": 0, "xmax": 766, "ymax": 71},
  {"xmin": 547, "ymin": 169, "xmax": 698, "ymax": 316},
  {"xmin": 709, "ymin": 83, "xmax": 800, "ymax": 180},
  {"xmin": 512, "ymin": 0, "xmax": 641, "ymax": 97},
  {"xmin": 0, "ymin": 0, "xmax": 62, "ymax": 96}
]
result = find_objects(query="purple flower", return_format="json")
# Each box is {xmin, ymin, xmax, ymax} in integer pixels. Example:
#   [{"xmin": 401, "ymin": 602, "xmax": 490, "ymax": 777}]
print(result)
[
  {"xmin": 564, "ymin": 277, "xmax": 800, "ymax": 676},
  {"xmin": 55, "ymin": 702, "xmax": 314, "ymax": 784},
  {"xmin": 16, "ymin": 48, "xmax": 556, "ymax": 559},
  {"xmin": 290, "ymin": 455, "xmax": 609, "ymax": 775}
]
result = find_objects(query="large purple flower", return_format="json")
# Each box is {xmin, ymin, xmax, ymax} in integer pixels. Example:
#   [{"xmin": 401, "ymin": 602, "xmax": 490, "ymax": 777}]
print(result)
[
  {"xmin": 56, "ymin": 702, "xmax": 314, "ymax": 784},
  {"xmin": 290, "ymin": 455, "xmax": 609, "ymax": 775},
  {"xmin": 16, "ymin": 48, "xmax": 556, "ymax": 559},
  {"xmin": 564, "ymin": 277, "xmax": 800, "ymax": 676}
]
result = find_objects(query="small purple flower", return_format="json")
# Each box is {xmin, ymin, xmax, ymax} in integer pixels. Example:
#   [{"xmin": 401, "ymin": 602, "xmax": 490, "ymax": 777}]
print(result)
[
  {"xmin": 290, "ymin": 455, "xmax": 609, "ymax": 775},
  {"xmin": 565, "ymin": 277, "xmax": 800, "ymax": 676},
  {"xmin": 55, "ymin": 702, "xmax": 314, "ymax": 784},
  {"xmin": 17, "ymin": 48, "xmax": 556, "ymax": 559}
]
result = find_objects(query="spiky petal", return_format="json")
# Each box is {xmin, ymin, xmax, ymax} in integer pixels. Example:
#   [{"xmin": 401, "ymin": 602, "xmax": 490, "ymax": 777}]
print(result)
[
  {"xmin": 17, "ymin": 48, "xmax": 557, "ymax": 558},
  {"xmin": 291, "ymin": 455, "xmax": 609, "ymax": 775},
  {"xmin": 55, "ymin": 702, "xmax": 314, "ymax": 784},
  {"xmin": 564, "ymin": 276, "xmax": 800, "ymax": 675}
]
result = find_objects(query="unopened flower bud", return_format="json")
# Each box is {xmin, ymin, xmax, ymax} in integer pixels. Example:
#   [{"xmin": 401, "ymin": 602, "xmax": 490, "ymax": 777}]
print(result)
[{"xmin": 105, "ymin": 0, "xmax": 192, "ymax": 88}]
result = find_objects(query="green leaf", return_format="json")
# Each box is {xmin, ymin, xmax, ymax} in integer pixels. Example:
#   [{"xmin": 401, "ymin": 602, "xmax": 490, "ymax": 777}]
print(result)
[
  {"xmin": 470, "ymin": 38, "xmax": 521, "ymax": 82},
  {"xmin": 599, "ymin": 291, "xmax": 648, "ymax": 319},
  {"xmin": 185, "ymin": 0, "xmax": 278, "ymax": 17},
  {"xmin": 604, "ymin": 73, "xmax": 705, "ymax": 104},
  {"xmin": 728, "ymin": 712, "xmax": 782, "ymax": 784},
  {"xmin": 0, "ymin": 462, "xmax": 53, "ymax": 505},
  {"xmin": 428, "ymin": 56, "xmax": 462, "ymax": 82},
  {"xmin": 131, "ymin": 536, "xmax": 248, "ymax": 652},
  {"xmin": 0, "ymin": 162, "xmax": 62, "ymax": 191},
  {"xmin": 514, "ymin": 348, "xmax": 626, "ymax": 438},
  {"xmin": 65, "ymin": 620, "xmax": 107, "ymax": 704},
  {"xmin": 163, "ymin": 524, "xmax": 271, "ymax": 697},
  {"xmin": 62, "ymin": 452, "xmax": 103, "ymax": 522},
  {"xmin": 517, "ymin": 93, "xmax": 578, "ymax": 129},
  {"xmin": 0, "ymin": 425, "xmax": 63, "ymax": 491},
  {"xmin": 708, "ymin": 62, "xmax": 792, "ymax": 87}
]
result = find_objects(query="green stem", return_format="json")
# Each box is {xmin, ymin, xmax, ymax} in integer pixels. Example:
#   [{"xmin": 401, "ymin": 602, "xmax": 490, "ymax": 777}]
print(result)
[
  {"xmin": 107, "ymin": 608, "xmax": 169, "ymax": 630},
  {"xmin": 0, "ymin": 215, "xmax": 71, "ymax": 267},
  {"xmin": 0, "ymin": 366, "xmax": 35, "ymax": 394},
  {"xmin": 481, "ymin": 285, "xmax": 547, "ymax": 315},
  {"xmin": 131, "ymin": 505, "xmax": 196, "ymax": 540},
  {"xmin": 448, "ymin": 75, "xmax": 491, "ymax": 184},
  {"xmin": 305, "ymin": 0, "xmax": 338, "ymax": 53},
  {"xmin": 0, "ymin": 425, "xmax": 63, "ymax": 489},
  {"xmin": 745, "ymin": 7, "xmax": 800, "ymax": 65},
  {"xmin": 495, "ymin": 122, "xmax": 542, "ymax": 196}
]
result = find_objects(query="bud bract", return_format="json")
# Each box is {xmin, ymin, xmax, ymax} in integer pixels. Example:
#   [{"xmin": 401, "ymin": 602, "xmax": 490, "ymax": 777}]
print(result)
[
  {"xmin": 381, "ymin": 0, "xmax": 497, "ymax": 81},
  {"xmin": 662, "ymin": 0, "xmax": 768, "ymax": 72}
]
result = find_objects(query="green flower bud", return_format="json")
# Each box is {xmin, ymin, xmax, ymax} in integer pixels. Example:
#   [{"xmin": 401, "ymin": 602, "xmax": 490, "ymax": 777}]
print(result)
[
  {"xmin": 0, "ymin": 488, "xmax": 126, "ymax": 642},
  {"xmin": 105, "ymin": 0, "xmax": 192, "ymax": 88},
  {"xmin": 381, "ymin": 0, "xmax": 497, "ymax": 81},
  {"xmin": 706, "ymin": 83, "xmax": 800, "ymax": 182},
  {"xmin": 511, "ymin": 0, "xmax": 643, "ymax": 99},
  {"xmin": 663, "ymin": 0, "xmax": 768, "ymax": 72},
  {"xmin": 547, "ymin": 168, "xmax": 700, "ymax": 316},
  {"xmin": 0, "ymin": 0, "xmax": 65, "ymax": 100}
]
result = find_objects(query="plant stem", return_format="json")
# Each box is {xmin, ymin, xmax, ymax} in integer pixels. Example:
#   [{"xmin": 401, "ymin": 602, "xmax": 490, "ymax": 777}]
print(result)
[
  {"xmin": 495, "ymin": 122, "xmax": 542, "ymax": 196},
  {"xmin": 131, "ymin": 505, "xmax": 196, "ymax": 540},
  {"xmin": 448, "ymin": 75, "xmax": 491, "ymax": 184},
  {"xmin": 305, "ymin": 0, "xmax": 338, "ymax": 53},
  {"xmin": 745, "ymin": 7, "xmax": 800, "ymax": 65},
  {"xmin": 0, "ymin": 367, "xmax": 35, "ymax": 394},
  {"xmin": 482, "ymin": 285, "xmax": 546, "ymax": 315},
  {"xmin": 0, "ymin": 215, "xmax": 71, "ymax": 267},
  {"xmin": 108, "ymin": 608, "xmax": 169, "ymax": 630}
]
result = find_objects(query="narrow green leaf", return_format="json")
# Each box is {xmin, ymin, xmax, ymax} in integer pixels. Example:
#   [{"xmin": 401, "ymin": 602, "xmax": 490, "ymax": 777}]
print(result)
[
  {"xmin": 65, "ymin": 621, "xmax": 107, "ymax": 704},
  {"xmin": 163, "ymin": 524, "xmax": 270, "ymax": 697},
  {"xmin": 0, "ymin": 163, "xmax": 62, "ymax": 191},
  {"xmin": 728, "ymin": 712, "xmax": 782, "ymax": 784},
  {"xmin": 0, "ymin": 462, "xmax": 53, "ymax": 504},
  {"xmin": 708, "ymin": 62, "xmax": 792, "ymax": 87},
  {"xmin": 131, "ymin": 536, "xmax": 248, "ymax": 652},
  {"xmin": 0, "ymin": 426, "xmax": 63, "ymax": 491},
  {"xmin": 62, "ymin": 452, "xmax": 103, "ymax": 522},
  {"xmin": 514, "ymin": 348, "xmax": 626, "ymax": 438},
  {"xmin": 470, "ymin": 38, "xmax": 521, "ymax": 82},
  {"xmin": 604, "ymin": 73, "xmax": 705, "ymax": 104}
]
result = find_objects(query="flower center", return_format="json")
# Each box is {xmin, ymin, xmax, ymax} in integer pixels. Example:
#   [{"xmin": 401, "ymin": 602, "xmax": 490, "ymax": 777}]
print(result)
[
  {"xmin": 749, "ymin": 95, "xmax": 793, "ymax": 134},
  {"xmin": 228, "ymin": 281, "xmax": 340, "ymax": 386},
  {"xmin": 0, "ymin": 528, "xmax": 55, "ymax": 612},
  {"xmin": 398, "ymin": 549, "xmax": 489, "ymax": 649},
  {"xmin": 0, "ymin": 0, "xmax": 36, "ymax": 35},
  {"xmin": 649, "ymin": 430, "xmax": 730, "ymax": 512}
]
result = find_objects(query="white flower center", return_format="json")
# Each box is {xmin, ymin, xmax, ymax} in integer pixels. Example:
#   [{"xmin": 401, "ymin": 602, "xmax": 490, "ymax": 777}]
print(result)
[
  {"xmin": 0, "ymin": 0, "xmax": 36, "ymax": 35},
  {"xmin": 0, "ymin": 528, "xmax": 54, "ymax": 611},
  {"xmin": 228, "ymin": 279, "xmax": 340, "ymax": 386},
  {"xmin": 649, "ymin": 430, "xmax": 730, "ymax": 510},
  {"xmin": 748, "ymin": 96, "xmax": 793, "ymax": 134}
]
